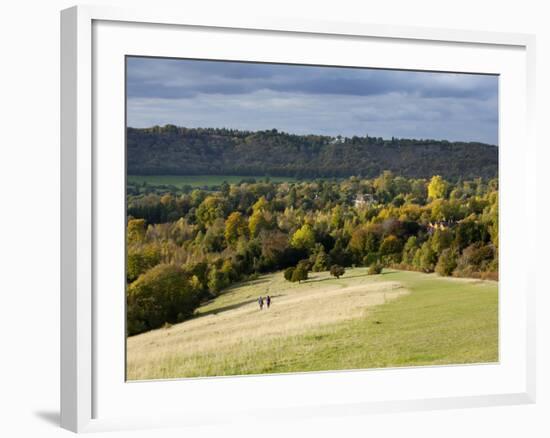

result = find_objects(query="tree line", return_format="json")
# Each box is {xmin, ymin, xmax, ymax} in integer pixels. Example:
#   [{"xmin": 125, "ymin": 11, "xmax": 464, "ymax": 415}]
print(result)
[
  {"xmin": 126, "ymin": 172, "xmax": 498, "ymax": 336},
  {"xmin": 127, "ymin": 125, "xmax": 498, "ymax": 180}
]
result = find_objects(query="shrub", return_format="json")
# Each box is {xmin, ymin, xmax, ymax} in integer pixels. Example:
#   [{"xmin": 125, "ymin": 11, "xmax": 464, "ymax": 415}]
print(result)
[
  {"xmin": 379, "ymin": 235, "xmax": 403, "ymax": 256},
  {"xmin": 207, "ymin": 266, "xmax": 229, "ymax": 294},
  {"xmin": 330, "ymin": 264, "xmax": 345, "ymax": 279},
  {"xmin": 291, "ymin": 261, "xmax": 309, "ymax": 283},
  {"xmin": 127, "ymin": 264, "xmax": 200, "ymax": 336},
  {"xmin": 418, "ymin": 241, "xmax": 437, "ymax": 273},
  {"xmin": 127, "ymin": 245, "xmax": 161, "ymax": 283},
  {"xmin": 367, "ymin": 263, "xmax": 383, "ymax": 275},
  {"xmin": 312, "ymin": 247, "xmax": 329, "ymax": 272},
  {"xmin": 284, "ymin": 267, "xmax": 295, "ymax": 281},
  {"xmin": 455, "ymin": 243, "xmax": 495, "ymax": 276},
  {"xmin": 362, "ymin": 253, "xmax": 379, "ymax": 267},
  {"xmin": 435, "ymin": 248, "xmax": 458, "ymax": 276}
]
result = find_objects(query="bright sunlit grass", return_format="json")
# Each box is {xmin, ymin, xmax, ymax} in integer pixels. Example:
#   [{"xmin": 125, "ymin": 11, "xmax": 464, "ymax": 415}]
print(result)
[{"xmin": 126, "ymin": 268, "xmax": 498, "ymax": 380}]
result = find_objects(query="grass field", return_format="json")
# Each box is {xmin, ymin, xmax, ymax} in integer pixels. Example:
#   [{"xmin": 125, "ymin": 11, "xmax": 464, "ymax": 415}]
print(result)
[
  {"xmin": 126, "ymin": 268, "xmax": 498, "ymax": 380},
  {"xmin": 127, "ymin": 174, "xmax": 300, "ymax": 188}
]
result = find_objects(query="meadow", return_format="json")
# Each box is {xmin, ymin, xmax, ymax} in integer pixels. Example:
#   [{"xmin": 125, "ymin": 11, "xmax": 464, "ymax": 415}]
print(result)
[
  {"xmin": 127, "ymin": 174, "xmax": 299, "ymax": 189},
  {"xmin": 126, "ymin": 268, "xmax": 498, "ymax": 380}
]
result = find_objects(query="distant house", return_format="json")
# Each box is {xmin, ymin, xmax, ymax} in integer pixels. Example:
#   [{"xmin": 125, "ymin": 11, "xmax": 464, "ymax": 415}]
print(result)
[
  {"xmin": 354, "ymin": 193, "xmax": 375, "ymax": 208},
  {"xmin": 427, "ymin": 221, "xmax": 454, "ymax": 234}
]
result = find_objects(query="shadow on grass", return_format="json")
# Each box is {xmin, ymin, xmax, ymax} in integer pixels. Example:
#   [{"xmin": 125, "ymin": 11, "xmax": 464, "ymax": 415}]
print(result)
[
  {"xmin": 196, "ymin": 294, "xmax": 285, "ymax": 317},
  {"xmin": 304, "ymin": 269, "xmax": 395, "ymax": 284},
  {"xmin": 224, "ymin": 277, "xmax": 271, "ymax": 291}
]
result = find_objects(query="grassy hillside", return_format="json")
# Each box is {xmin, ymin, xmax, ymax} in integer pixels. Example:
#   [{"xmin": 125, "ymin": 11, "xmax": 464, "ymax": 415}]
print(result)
[{"xmin": 126, "ymin": 269, "xmax": 498, "ymax": 380}]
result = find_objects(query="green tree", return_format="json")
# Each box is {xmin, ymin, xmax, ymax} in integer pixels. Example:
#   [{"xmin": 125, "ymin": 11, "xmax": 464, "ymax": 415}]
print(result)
[
  {"xmin": 312, "ymin": 246, "xmax": 329, "ymax": 272},
  {"xmin": 431, "ymin": 228, "xmax": 453, "ymax": 255},
  {"xmin": 207, "ymin": 266, "xmax": 228, "ymax": 294},
  {"xmin": 291, "ymin": 260, "xmax": 309, "ymax": 283},
  {"xmin": 402, "ymin": 236, "xmax": 418, "ymax": 265},
  {"xmin": 379, "ymin": 235, "xmax": 403, "ymax": 256},
  {"xmin": 349, "ymin": 225, "xmax": 379, "ymax": 260},
  {"xmin": 435, "ymin": 248, "xmax": 458, "ymax": 276},
  {"xmin": 284, "ymin": 267, "xmax": 295, "ymax": 281},
  {"xmin": 419, "ymin": 241, "xmax": 437, "ymax": 272},
  {"xmin": 127, "ymin": 264, "xmax": 200, "ymax": 335}
]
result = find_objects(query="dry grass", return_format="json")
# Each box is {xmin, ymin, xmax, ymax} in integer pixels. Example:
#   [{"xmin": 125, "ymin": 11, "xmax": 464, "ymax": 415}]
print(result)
[
  {"xmin": 126, "ymin": 269, "xmax": 408, "ymax": 380},
  {"xmin": 127, "ymin": 268, "xmax": 498, "ymax": 380}
]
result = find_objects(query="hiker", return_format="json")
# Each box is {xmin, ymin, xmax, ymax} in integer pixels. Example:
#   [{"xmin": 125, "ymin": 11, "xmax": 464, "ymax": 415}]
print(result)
[
  {"xmin": 266, "ymin": 295, "xmax": 271, "ymax": 309},
  {"xmin": 258, "ymin": 296, "xmax": 264, "ymax": 310}
]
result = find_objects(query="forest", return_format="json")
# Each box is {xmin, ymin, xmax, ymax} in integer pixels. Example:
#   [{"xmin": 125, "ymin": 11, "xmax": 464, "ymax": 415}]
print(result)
[
  {"xmin": 127, "ymin": 125, "xmax": 498, "ymax": 180},
  {"xmin": 126, "ymin": 171, "xmax": 498, "ymax": 336}
]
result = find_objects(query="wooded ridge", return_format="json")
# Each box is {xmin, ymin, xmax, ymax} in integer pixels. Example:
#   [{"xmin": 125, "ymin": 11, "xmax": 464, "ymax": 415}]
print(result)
[{"xmin": 127, "ymin": 125, "xmax": 498, "ymax": 180}]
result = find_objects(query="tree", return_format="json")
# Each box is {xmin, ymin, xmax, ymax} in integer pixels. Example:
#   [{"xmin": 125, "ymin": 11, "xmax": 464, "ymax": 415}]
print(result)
[
  {"xmin": 127, "ymin": 264, "xmax": 200, "ymax": 335},
  {"xmin": 367, "ymin": 263, "xmax": 383, "ymax": 275},
  {"xmin": 402, "ymin": 236, "xmax": 418, "ymax": 265},
  {"xmin": 249, "ymin": 209, "xmax": 274, "ymax": 237},
  {"xmin": 428, "ymin": 175, "xmax": 448, "ymax": 200},
  {"xmin": 291, "ymin": 260, "xmax": 309, "ymax": 283},
  {"xmin": 431, "ymin": 228, "xmax": 453, "ymax": 255},
  {"xmin": 290, "ymin": 224, "xmax": 316, "ymax": 251},
  {"xmin": 379, "ymin": 235, "xmax": 403, "ymax": 256},
  {"xmin": 207, "ymin": 266, "xmax": 228, "ymax": 294},
  {"xmin": 330, "ymin": 264, "xmax": 345, "ymax": 279},
  {"xmin": 349, "ymin": 225, "xmax": 379, "ymax": 260},
  {"xmin": 455, "ymin": 243, "xmax": 495, "ymax": 275},
  {"xmin": 127, "ymin": 244, "xmax": 161, "ymax": 282},
  {"xmin": 418, "ymin": 241, "xmax": 437, "ymax": 272},
  {"xmin": 284, "ymin": 267, "xmax": 295, "ymax": 281},
  {"xmin": 224, "ymin": 211, "xmax": 248, "ymax": 244},
  {"xmin": 127, "ymin": 218, "xmax": 146, "ymax": 244},
  {"xmin": 435, "ymin": 248, "xmax": 458, "ymax": 276},
  {"xmin": 312, "ymin": 246, "xmax": 329, "ymax": 272},
  {"xmin": 196, "ymin": 196, "xmax": 226, "ymax": 227}
]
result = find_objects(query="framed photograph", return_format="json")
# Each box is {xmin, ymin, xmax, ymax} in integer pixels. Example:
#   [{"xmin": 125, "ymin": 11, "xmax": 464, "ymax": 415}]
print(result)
[{"xmin": 61, "ymin": 5, "xmax": 536, "ymax": 433}]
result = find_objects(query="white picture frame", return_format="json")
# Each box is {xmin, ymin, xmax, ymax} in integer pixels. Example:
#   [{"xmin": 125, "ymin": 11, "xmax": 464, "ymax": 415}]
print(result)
[{"xmin": 60, "ymin": 4, "xmax": 537, "ymax": 433}]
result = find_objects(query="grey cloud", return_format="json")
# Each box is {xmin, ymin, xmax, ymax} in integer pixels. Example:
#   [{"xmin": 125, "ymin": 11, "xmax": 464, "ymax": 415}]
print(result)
[{"xmin": 126, "ymin": 57, "xmax": 498, "ymax": 145}]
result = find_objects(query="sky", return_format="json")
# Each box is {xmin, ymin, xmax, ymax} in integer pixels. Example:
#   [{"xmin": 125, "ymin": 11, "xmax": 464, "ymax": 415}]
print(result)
[{"xmin": 126, "ymin": 57, "xmax": 498, "ymax": 145}]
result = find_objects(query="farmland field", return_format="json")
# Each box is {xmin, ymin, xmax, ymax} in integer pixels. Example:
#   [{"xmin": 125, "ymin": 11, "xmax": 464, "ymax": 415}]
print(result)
[
  {"xmin": 126, "ymin": 268, "xmax": 498, "ymax": 380},
  {"xmin": 127, "ymin": 174, "xmax": 301, "ymax": 188}
]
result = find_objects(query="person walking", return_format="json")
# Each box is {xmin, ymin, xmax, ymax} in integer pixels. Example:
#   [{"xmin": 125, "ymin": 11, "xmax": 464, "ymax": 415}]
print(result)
[
  {"xmin": 258, "ymin": 296, "xmax": 264, "ymax": 310},
  {"xmin": 266, "ymin": 295, "xmax": 271, "ymax": 309}
]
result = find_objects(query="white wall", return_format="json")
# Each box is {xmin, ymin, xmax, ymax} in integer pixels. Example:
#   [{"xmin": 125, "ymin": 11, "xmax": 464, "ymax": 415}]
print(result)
[{"xmin": 0, "ymin": 1, "xmax": 547, "ymax": 437}]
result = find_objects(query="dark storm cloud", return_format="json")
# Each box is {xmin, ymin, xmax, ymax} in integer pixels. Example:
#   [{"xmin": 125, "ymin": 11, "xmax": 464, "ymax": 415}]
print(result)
[{"xmin": 126, "ymin": 57, "xmax": 498, "ymax": 144}]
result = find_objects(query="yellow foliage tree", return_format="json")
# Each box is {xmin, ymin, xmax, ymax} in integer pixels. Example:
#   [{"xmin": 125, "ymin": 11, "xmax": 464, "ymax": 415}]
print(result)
[{"xmin": 428, "ymin": 175, "xmax": 448, "ymax": 200}]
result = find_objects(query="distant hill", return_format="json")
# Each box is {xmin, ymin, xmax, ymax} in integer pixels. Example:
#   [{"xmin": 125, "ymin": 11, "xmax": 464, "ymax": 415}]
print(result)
[{"xmin": 127, "ymin": 125, "xmax": 498, "ymax": 180}]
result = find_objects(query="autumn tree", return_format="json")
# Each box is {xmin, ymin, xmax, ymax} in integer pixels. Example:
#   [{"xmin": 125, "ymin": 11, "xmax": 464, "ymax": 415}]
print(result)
[
  {"xmin": 196, "ymin": 196, "xmax": 227, "ymax": 227},
  {"xmin": 127, "ymin": 218, "xmax": 146, "ymax": 244},
  {"xmin": 127, "ymin": 244, "xmax": 161, "ymax": 282},
  {"xmin": 428, "ymin": 175, "xmax": 448, "ymax": 200},
  {"xmin": 290, "ymin": 224, "xmax": 316, "ymax": 251},
  {"xmin": 224, "ymin": 211, "xmax": 248, "ymax": 244}
]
